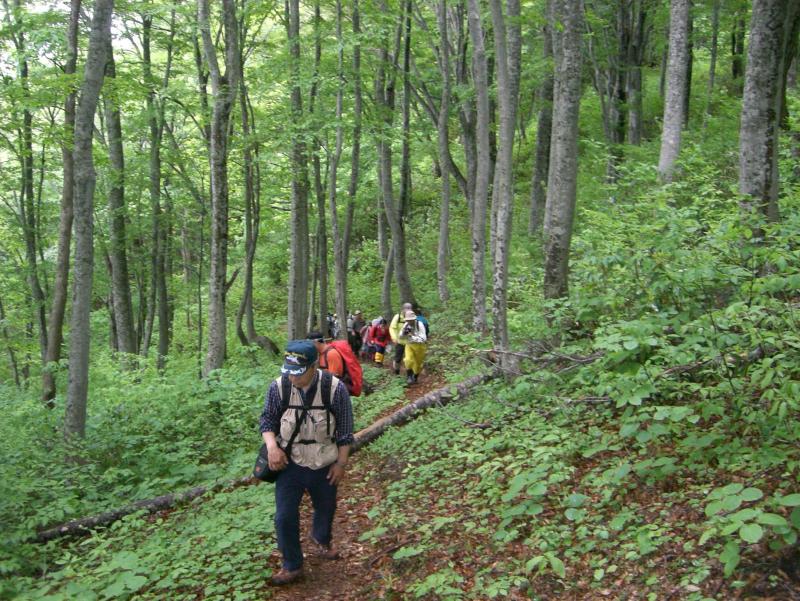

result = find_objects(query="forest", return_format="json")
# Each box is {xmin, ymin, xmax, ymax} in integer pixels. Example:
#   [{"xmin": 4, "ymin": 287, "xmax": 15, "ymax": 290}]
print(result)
[{"xmin": 1, "ymin": 0, "xmax": 799, "ymax": 597}]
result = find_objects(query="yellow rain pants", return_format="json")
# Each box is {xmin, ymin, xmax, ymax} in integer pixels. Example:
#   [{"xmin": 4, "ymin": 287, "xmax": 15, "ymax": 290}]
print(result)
[{"xmin": 403, "ymin": 342, "xmax": 427, "ymax": 375}]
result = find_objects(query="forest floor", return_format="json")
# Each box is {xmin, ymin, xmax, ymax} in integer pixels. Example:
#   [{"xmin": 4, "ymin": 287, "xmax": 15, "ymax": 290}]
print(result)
[{"xmin": 258, "ymin": 360, "xmax": 800, "ymax": 601}]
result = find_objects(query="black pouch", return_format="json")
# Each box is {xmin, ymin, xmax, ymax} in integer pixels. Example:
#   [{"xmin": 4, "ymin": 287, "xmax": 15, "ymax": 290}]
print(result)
[{"xmin": 253, "ymin": 443, "xmax": 280, "ymax": 482}]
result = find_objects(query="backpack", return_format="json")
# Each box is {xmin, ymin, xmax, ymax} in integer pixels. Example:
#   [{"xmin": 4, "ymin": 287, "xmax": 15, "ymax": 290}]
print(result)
[
  {"xmin": 276, "ymin": 371, "xmax": 334, "ymax": 413},
  {"xmin": 320, "ymin": 341, "xmax": 363, "ymax": 397}
]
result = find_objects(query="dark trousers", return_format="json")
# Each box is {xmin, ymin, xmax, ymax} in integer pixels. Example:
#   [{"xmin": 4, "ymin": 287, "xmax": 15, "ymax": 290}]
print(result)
[{"xmin": 274, "ymin": 461, "xmax": 337, "ymax": 571}]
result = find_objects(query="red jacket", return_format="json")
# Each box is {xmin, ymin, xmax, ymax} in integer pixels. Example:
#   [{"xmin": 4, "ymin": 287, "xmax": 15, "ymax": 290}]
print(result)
[{"xmin": 367, "ymin": 323, "xmax": 390, "ymax": 347}]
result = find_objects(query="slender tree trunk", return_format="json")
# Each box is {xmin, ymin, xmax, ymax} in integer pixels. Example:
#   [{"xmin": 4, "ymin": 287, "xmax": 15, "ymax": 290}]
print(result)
[
  {"xmin": 468, "ymin": 0, "xmax": 490, "ymax": 333},
  {"xmin": 382, "ymin": 245, "xmax": 395, "ymax": 318},
  {"xmin": 738, "ymin": 0, "xmax": 791, "ymax": 224},
  {"xmin": 0, "ymin": 295, "xmax": 21, "ymax": 388},
  {"xmin": 64, "ymin": 0, "xmax": 114, "ymax": 440},
  {"xmin": 657, "ymin": 0, "xmax": 690, "ymax": 182},
  {"xmin": 11, "ymin": 0, "xmax": 48, "ymax": 369},
  {"xmin": 627, "ymin": 0, "xmax": 647, "ymax": 145},
  {"xmin": 343, "ymin": 0, "xmax": 362, "ymax": 269},
  {"xmin": 103, "ymin": 42, "xmax": 136, "ymax": 358},
  {"xmin": 705, "ymin": 0, "xmax": 719, "ymax": 121},
  {"xmin": 42, "ymin": 0, "xmax": 80, "ymax": 405},
  {"xmin": 489, "ymin": 0, "xmax": 521, "ymax": 363},
  {"xmin": 682, "ymin": 4, "xmax": 693, "ymax": 128},
  {"xmin": 732, "ymin": 16, "xmax": 745, "ymax": 94},
  {"xmin": 436, "ymin": 0, "xmax": 452, "ymax": 302},
  {"xmin": 286, "ymin": 0, "xmax": 310, "ymax": 341},
  {"xmin": 330, "ymin": 0, "xmax": 348, "ymax": 334},
  {"xmin": 376, "ymin": 155, "xmax": 389, "ymax": 261},
  {"xmin": 543, "ymin": 0, "xmax": 583, "ymax": 301},
  {"xmin": 529, "ymin": 0, "xmax": 554, "ymax": 236},
  {"xmin": 199, "ymin": 0, "xmax": 240, "ymax": 376}
]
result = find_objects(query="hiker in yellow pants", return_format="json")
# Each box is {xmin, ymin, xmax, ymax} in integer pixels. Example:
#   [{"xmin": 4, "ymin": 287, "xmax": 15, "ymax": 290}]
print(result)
[{"xmin": 398, "ymin": 312, "xmax": 427, "ymax": 384}]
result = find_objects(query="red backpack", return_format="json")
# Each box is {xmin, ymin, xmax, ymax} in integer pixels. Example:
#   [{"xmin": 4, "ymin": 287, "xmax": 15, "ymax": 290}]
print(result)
[{"xmin": 320, "ymin": 340, "xmax": 363, "ymax": 397}]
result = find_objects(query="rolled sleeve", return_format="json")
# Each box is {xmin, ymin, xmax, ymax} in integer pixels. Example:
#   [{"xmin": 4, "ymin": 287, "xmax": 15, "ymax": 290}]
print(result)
[
  {"xmin": 331, "ymin": 381, "xmax": 354, "ymax": 446},
  {"xmin": 259, "ymin": 380, "xmax": 283, "ymax": 434}
]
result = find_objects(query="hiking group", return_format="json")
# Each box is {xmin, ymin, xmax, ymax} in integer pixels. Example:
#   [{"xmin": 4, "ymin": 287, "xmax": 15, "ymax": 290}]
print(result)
[{"xmin": 258, "ymin": 303, "xmax": 429, "ymax": 585}]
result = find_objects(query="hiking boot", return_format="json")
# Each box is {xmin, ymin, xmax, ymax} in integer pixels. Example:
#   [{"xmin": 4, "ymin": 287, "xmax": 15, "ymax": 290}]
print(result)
[
  {"xmin": 412, "ymin": 373, "xmax": 418, "ymax": 383},
  {"xmin": 406, "ymin": 373, "xmax": 415, "ymax": 385},
  {"xmin": 311, "ymin": 539, "xmax": 340, "ymax": 560},
  {"xmin": 270, "ymin": 567, "xmax": 304, "ymax": 585}
]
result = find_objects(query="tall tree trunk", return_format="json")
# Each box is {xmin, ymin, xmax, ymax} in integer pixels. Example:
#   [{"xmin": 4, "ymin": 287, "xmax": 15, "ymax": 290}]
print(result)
[
  {"xmin": 286, "ymin": 0, "xmax": 310, "ymax": 341},
  {"xmin": 468, "ymin": 0, "xmax": 490, "ymax": 333},
  {"xmin": 657, "ymin": 0, "xmax": 690, "ymax": 182},
  {"xmin": 330, "ymin": 0, "xmax": 348, "ymax": 334},
  {"xmin": 704, "ymin": 0, "xmax": 719, "ymax": 121},
  {"xmin": 42, "ymin": 0, "xmax": 80, "ymax": 405},
  {"xmin": 64, "ymin": 0, "xmax": 114, "ymax": 440},
  {"xmin": 529, "ymin": 0, "xmax": 554, "ymax": 236},
  {"xmin": 682, "ymin": 4, "xmax": 693, "ymax": 128},
  {"xmin": 343, "ymin": 0, "xmax": 362, "ymax": 269},
  {"xmin": 103, "ymin": 42, "xmax": 136, "ymax": 358},
  {"xmin": 199, "ymin": 0, "xmax": 240, "ymax": 376},
  {"xmin": 627, "ymin": 0, "xmax": 647, "ymax": 145},
  {"xmin": 11, "ymin": 0, "xmax": 48, "ymax": 369},
  {"xmin": 376, "ymin": 154, "xmax": 390, "ymax": 261},
  {"xmin": 436, "ymin": 0, "xmax": 452, "ymax": 303},
  {"xmin": 731, "ymin": 15, "xmax": 745, "ymax": 94},
  {"xmin": 489, "ymin": 0, "xmax": 521, "ymax": 364},
  {"xmin": 543, "ymin": 0, "xmax": 583, "ymax": 301},
  {"xmin": 738, "ymin": 0, "xmax": 791, "ymax": 223},
  {"xmin": 377, "ymin": 1, "xmax": 416, "ymax": 307}
]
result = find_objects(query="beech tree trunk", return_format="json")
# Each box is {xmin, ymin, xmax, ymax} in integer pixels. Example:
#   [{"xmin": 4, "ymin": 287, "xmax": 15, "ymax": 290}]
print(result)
[
  {"xmin": 657, "ymin": 0, "xmax": 690, "ymax": 182},
  {"xmin": 199, "ymin": 0, "xmax": 240, "ymax": 376},
  {"xmin": 103, "ymin": 42, "xmax": 136, "ymax": 358},
  {"xmin": 64, "ymin": 0, "xmax": 114, "ymax": 440},
  {"xmin": 468, "ymin": 0, "xmax": 490, "ymax": 333},
  {"xmin": 529, "ymin": 0, "xmax": 554, "ymax": 236},
  {"xmin": 42, "ymin": 0, "xmax": 80, "ymax": 405},
  {"xmin": 286, "ymin": 0, "xmax": 310, "ymax": 341},
  {"xmin": 436, "ymin": 0, "xmax": 452, "ymax": 303},
  {"xmin": 738, "ymin": 0, "xmax": 791, "ymax": 223},
  {"xmin": 343, "ymin": 0, "xmax": 362, "ymax": 269},
  {"xmin": 543, "ymin": 0, "xmax": 583, "ymax": 301},
  {"xmin": 705, "ymin": 0, "xmax": 720, "ymax": 121},
  {"xmin": 489, "ymin": 0, "xmax": 521, "ymax": 364}
]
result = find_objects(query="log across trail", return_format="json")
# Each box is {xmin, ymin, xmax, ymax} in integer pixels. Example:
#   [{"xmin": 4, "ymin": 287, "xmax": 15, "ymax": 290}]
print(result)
[{"xmin": 35, "ymin": 371, "xmax": 492, "ymax": 543}]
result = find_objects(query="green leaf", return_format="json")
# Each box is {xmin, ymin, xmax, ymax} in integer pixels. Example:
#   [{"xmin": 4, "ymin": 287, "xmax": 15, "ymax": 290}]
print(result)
[
  {"xmin": 739, "ymin": 523, "xmax": 763, "ymax": 544},
  {"xmin": 740, "ymin": 488, "xmax": 763, "ymax": 502},
  {"xmin": 790, "ymin": 507, "xmax": 800, "ymax": 529},
  {"xmin": 776, "ymin": 493, "xmax": 800, "ymax": 507},
  {"xmin": 756, "ymin": 513, "xmax": 788, "ymax": 527},
  {"xmin": 547, "ymin": 555, "xmax": 566, "ymax": 578},
  {"xmin": 704, "ymin": 501, "xmax": 724, "ymax": 517}
]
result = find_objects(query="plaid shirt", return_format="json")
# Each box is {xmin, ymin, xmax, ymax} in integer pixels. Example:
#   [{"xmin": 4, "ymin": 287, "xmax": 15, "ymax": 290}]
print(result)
[{"xmin": 259, "ymin": 369, "xmax": 355, "ymax": 447}]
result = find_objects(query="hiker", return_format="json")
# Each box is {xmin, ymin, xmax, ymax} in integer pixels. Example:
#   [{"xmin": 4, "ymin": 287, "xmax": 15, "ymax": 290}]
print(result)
[
  {"xmin": 308, "ymin": 332, "xmax": 345, "ymax": 379},
  {"xmin": 389, "ymin": 302, "xmax": 413, "ymax": 375},
  {"xmin": 366, "ymin": 317, "xmax": 391, "ymax": 364},
  {"xmin": 358, "ymin": 322, "xmax": 371, "ymax": 361},
  {"xmin": 398, "ymin": 311, "xmax": 427, "ymax": 384},
  {"xmin": 348, "ymin": 310, "xmax": 366, "ymax": 356},
  {"xmin": 259, "ymin": 340, "xmax": 354, "ymax": 585}
]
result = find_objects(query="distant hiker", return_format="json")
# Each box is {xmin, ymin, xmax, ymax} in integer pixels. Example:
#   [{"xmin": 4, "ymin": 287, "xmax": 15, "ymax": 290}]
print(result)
[
  {"xmin": 389, "ymin": 302, "xmax": 413, "ymax": 375},
  {"xmin": 259, "ymin": 340, "xmax": 353, "ymax": 585},
  {"xmin": 358, "ymin": 322, "xmax": 371, "ymax": 360},
  {"xmin": 348, "ymin": 310, "xmax": 366, "ymax": 356},
  {"xmin": 398, "ymin": 311, "xmax": 428, "ymax": 384},
  {"xmin": 413, "ymin": 306, "xmax": 430, "ymax": 338},
  {"xmin": 325, "ymin": 312, "xmax": 335, "ymax": 338},
  {"xmin": 309, "ymin": 331, "xmax": 363, "ymax": 397},
  {"xmin": 366, "ymin": 317, "xmax": 391, "ymax": 364}
]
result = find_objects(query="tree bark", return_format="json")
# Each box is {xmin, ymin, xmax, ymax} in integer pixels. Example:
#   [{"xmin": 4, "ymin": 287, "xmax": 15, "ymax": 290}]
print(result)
[
  {"xmin": 738, "ymin": 0, "xmax": 791, "ymax": 223},
  {"xmin": 64, "ymin": 0, "xmax": 114, "ymax": 440},
  {"xmin": 286, "ymin": 0, "xmax": 310, "ymax": 341},
  {"xmin": 42, "ymin": 0, "xmax": 80, "ymax": 405},
  {"xmin": 657, "ymin": 0, "xmax": 690, "ymax": 182},
  {"xmin": 704, "ymin": 0, "xmax": 719, "ymax": 121},
  {"xmin": 489, "ymin": 0, "xmax": 521, "ymax": 365},
  {"xmin": 103, "ymin": 42, "xmax": 136, "ymax": 359},
  {"xmin": 199, "ymin": 0, "xmax": 240, "ymax": 376},
  {"xmin": 343, "ymin": 0, "xmax": 363, "ymax": 270},
  {"xmin": 436, "ymin": 0, "xmax": 452, "ymax": 303},
  {"xmin": 542, "ymin": 0, "xmax": 583, "ymax": 301},
  {"xmin": 529, "ymin": 0, "xmax": 554, "ymax": 236},
  {"xmin": 468, "ymin": 0, "xmax": 491, "ymax": 333}
]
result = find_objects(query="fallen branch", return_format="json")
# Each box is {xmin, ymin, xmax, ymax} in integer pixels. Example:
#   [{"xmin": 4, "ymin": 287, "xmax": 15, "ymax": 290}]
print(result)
[
  {"xmin": 35, "ymin": 475, "xmax": 252, "ymax": 543},
  {"xmin": 34, "ymin": 372, "xmax": 493, "ymax": 543}
]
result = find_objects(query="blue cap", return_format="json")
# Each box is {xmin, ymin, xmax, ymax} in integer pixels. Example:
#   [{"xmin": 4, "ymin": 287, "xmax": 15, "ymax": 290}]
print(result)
[{"xmin": 281, "ymin": 340, "xmax": 318, "ymax": 376}]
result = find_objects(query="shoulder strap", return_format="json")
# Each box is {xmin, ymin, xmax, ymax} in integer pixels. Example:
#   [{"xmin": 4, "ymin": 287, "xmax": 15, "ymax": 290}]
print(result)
[
  {"xmin": 320, "ymin": 370, "xmax": 334, "ymax": 411},
  {"xmin": 278, "ymin": 375, "xmax": 292, "ymax": 412}
]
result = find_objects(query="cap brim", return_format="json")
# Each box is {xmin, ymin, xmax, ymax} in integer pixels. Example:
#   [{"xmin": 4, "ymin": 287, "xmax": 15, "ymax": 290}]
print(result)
[{"xmin": 281, "ymin": 363, "xmax": 309, "ymax": 376}]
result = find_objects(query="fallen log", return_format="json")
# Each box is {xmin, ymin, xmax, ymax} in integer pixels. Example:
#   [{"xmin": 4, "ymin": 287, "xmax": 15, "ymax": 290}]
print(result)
[{"xmin": 34, "ymin": 372, "xmax": 493, "ymax": 543}]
